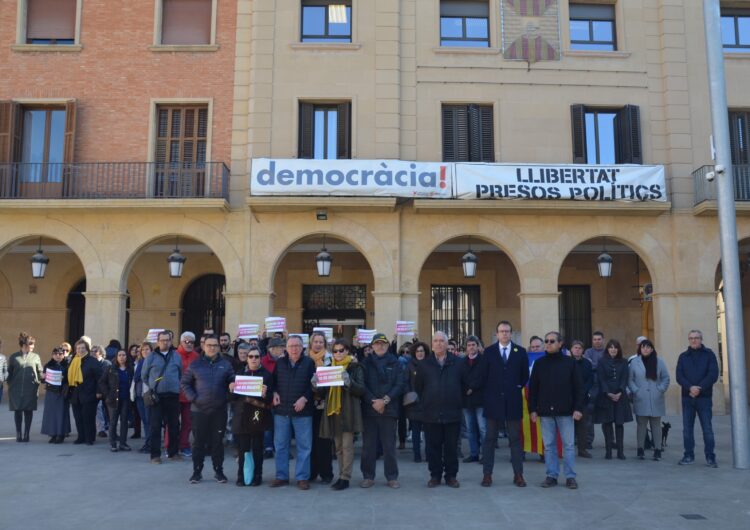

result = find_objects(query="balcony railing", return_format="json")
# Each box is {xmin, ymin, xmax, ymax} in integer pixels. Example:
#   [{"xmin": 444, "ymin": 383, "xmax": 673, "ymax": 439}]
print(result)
[
  {"xmin": 0, "ymin": 162, "xmax": 229, "ymax": 199},
  {"xmin": 694, "ymin": 164, "xmax": 750, "ymax": 205}
]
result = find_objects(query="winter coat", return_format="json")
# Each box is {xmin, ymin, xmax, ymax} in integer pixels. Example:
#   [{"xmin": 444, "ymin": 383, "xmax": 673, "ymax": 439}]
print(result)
[
  {"xmin": 231, "ymin": 366, "xmax": 274, "ymax": 434},
  {"xmin": 478, "ymin": 342, "xmax": 530, "ymax": 422},
  {"xmin": 319, "ymin": 361, "xmax": 365, "ymax": 438},
  {"xmin": 676, "ymin": 345, "xmax": 719, "ymax": 398},
  {"xmin": 528, "ymin": 352, "xmax": 584, "ymax": 417},
  {"xmin": 361, "ymin": 352, "xmax": 406, "ymax": 419},
  {"xmin": 141, "ymin": 348, "xmax": 183, "ymax": 396},
  {"xmin": 273, "ymin": 354, "xmax": 316, "ymax": 417},
  {"xmin": 98, "ymin": 364, "xmax": 134, "ymax": 408},
  {"xmin": 180, "ymin": 354, "xmax": 235, "ymax": 413},
  {"xmin": 461, "ymin": 354, "xmax": 484, "ymax": 409},
  {"xmin": 628, "ymin": 356, "xmax": 670, "ymax": 417},
  {"xmin": 43, "ymin": 359, "xmax": 68, "ymax": 395},
  {"xmin": 69, "ymin": 355, "xmax": 103, "ymax": 405},
  {"xmin": 594, "ymin": 355, "xmax": 633, "ymax": 424},
  {"xmin": 177, "ymin": 346, "xmax": 200, "ymax": 403},
  {"xmin": 574, "ymin": 357, "xmax": 595, "ymax": 406},
  {"xmin": 7, "ymin": 351, "xmax": 44, "ymax": 411},
  {"xmin": 414, "ymin": 354, "xmax": 465, "ymax": 424},
  {"xmin": 405, "ymin": 357, "xmax": 426, "ymax": 422}
]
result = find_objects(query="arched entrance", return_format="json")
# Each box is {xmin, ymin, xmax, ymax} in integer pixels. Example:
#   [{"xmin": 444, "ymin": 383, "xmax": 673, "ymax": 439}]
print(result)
[
  {"xmin": 181, "ymin": 273, "xmax": 226, "ymax": 335},
  {"xmin": 418, "ymin": 236, "xmax": 521, "ymax": 348},
  {"xmin": 558, "ymin": 237, "xmax": 654, "ymax": 351}
]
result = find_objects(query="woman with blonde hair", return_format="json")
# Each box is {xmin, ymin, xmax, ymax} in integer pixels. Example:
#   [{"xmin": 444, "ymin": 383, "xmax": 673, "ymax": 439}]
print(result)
[
  {"xmin": 68, "ymin": 339, "xmax": 103, "ymax": 445},
  {"xmin": 7, "ymin": 332, "xmax": 43, "ymax": 442}
]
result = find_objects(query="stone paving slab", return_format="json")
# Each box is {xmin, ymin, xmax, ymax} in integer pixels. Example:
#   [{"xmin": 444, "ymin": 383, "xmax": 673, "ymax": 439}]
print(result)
[{"xmin": 1, "ymin": 407, "xmax": 748, "ymax": 530}]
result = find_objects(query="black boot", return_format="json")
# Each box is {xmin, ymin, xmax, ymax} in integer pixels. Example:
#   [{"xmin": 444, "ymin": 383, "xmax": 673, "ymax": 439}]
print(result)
[
  {"xmin": 637, "ymin": 448, "xmax": 644, "ymax": 460},
  {"xmin": 602, "ymin": 423, "xmax": 613, "ymax": 460},
  {"xmin": 22, "ymin": 426, "xmax": 31, "ymax": 442},
  {"xmin": 653, "ymin": 449, "xmax": 662, "ymax": 461},
  {"xmin": 615, "ymin": 425, "xmax": 626, "ymax": 460},
  {"xmin": 16, "ymin": 431, "xmax": 23, "ymax": 443}
]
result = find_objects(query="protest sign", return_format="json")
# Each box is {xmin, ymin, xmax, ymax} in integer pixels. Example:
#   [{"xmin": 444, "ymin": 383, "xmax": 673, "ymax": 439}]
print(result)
[
  {"xmin": 233, "ymin": 375, "xmax": 264, "ymax": 397},
  {"xmin": 316, "ymin": 366, "xmax": 344, "ymax": 387}
]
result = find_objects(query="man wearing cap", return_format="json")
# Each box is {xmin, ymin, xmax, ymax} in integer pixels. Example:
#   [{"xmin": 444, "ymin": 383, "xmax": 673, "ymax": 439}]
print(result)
[
  {"xmin": 360, "ymin": 333, "xmax": 405, "ymax": 489},
  {"xmin": 262, "ymin": 337, "xmax": 285, "ymax": 458}
]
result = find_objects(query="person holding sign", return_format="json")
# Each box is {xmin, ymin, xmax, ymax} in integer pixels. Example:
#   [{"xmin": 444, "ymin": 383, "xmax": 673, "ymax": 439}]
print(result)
[
  {"xmin": 41, "ymin": 348, "xmax": 70, "ymax": 444},
  {"xmin": 314, "ymin": 339, "xmax": 365, "ymax": 491},
  {"xmin": 230, "ymin": 345, "xmax": 273, "ymax": 487},
  {"xmin": 308, "ymin": 331, "xmax": 334, "ymax": 485},
  {"xmin": 360, "ymin": 333, "xmax": 405, "ymax": 489}
]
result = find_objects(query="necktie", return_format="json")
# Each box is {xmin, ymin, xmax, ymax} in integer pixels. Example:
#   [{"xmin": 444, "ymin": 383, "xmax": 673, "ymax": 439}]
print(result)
[{"xmin": 502, "ymin": 347, "xmax": 507, "ymax": 363}]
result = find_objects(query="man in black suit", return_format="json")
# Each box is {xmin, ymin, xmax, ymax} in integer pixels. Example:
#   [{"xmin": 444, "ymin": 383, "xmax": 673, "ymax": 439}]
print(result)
[{"xmin": 476, "ymin": 321, "xmax": 529, "ymax": 488}]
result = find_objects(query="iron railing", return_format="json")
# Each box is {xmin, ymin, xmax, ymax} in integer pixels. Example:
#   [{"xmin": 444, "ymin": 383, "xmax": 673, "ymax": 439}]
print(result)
[
  {"xmin": 693, "ymin": 164, "xmax": 750, "ymax": 204},
  {"xmin": 0, "ymin": 162, "xmax": 229, "ymax": 199}
]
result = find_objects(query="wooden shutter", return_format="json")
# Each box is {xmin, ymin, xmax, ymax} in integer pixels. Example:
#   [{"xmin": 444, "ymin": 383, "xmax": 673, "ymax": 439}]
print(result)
[
  {"xmin": 336, "ymin": 102, "xmax": 351, "ymax": 159},
  {"xmin": 729, "ymin": 111, "xmax": 749, "ymax": 165},
  {"xmin": 468, "ymin": 104, "xmax": 494, "ymax": 162},
  {"xmin": 27, "ymin": 0, "xmax": 76, "ymax": 41},
  {"xmin": 617, "ymin": 105, "xmax": 642, "ymax": 164},
  {"xmin": 442, "ymin": 105, "xmax": 470, "ymax": 162},
  {"xmin": 162, "ymin": 0, "xmax": 212, "ymax": 45},
  {"xmin": 570, "ymin": 104, "xmax": 587, "ymax": 163},
  {"xmin": 63, "ymin": 100, "xmax": 76, "ymax": 163},
  {"xmin": 298, "ymin": 102, "xmax": 314, "ymax": 158}
]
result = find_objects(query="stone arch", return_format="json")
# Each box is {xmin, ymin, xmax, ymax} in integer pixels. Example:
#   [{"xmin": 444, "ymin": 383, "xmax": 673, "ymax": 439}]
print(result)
[{"xmin": 0, "ymin": 270, "xmax": 12, "ymax": 308}]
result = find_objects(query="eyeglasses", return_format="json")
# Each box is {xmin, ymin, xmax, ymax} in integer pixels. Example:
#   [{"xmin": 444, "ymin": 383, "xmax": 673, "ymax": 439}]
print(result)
[
  {"xmin": 52, "ymin": 351, "xmax": 63, "ymax": 355},
  {"xmin": 544, "ymin": 339, "xmax": 558, "ymax": 344},
  {"xmin": 204, "ymin": 343, "xmax": 220, "ymax": 348},
  {"xmin": 247, "ymin": 355, "xmax": 261, "ymax": 359},
  {"xmin": 333, "ymin": 349, "xmax": 346, "ymax": 353},
  {"xmin": 182, "ymin": 340, "xmax": 194, "ymax": 345}
]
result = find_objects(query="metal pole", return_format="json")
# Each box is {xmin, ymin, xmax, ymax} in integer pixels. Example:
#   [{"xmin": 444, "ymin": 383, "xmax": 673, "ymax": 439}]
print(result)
[{"xmin": 703, "ymin": 0, "xmax": 750, "ymax": 469}]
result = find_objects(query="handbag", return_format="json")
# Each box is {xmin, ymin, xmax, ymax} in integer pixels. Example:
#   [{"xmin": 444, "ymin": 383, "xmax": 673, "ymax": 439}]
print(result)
[{"xmin": 143, "ymin": 352, "xmax": 172, "ymax": 407}]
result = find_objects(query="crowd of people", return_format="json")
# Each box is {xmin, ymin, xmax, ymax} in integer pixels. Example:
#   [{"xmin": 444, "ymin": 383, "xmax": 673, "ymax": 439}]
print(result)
[{"xmin": 0, "ymin": 323, "xmax": 720, "ymax": 490}]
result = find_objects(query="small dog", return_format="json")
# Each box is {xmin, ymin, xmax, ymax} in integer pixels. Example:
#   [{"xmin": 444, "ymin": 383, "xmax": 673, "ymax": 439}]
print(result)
[{"xmin": 662, "ymin": 421, "xmax": 671, "ymax": 448}]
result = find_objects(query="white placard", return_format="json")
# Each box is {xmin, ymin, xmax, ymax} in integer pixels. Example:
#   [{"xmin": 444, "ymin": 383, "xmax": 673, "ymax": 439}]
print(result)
[
  {"xmin": 316, "ymin": 366, "xmax": 344, "ymax": 387},
  {"xmin": 356, "ymin": 329, "xmax": 377, "ymax": 344},
  {"xmin": 237, "ymin": 324, "xmax": 259, "ymax": 340},
  {"xmin": 454, "ymin": 163, "xmax": 667, "ymax": 202},
  {"xmin": 265, "ymin": 317, "xmax": 286, "ymax": 333},
  {"xmin": 396, "ymin": 321, "xmax": 416, "ymax": 337},
  {"xmin": 146, "ymin": 329, "xmax": 165, "ymax": 343},
  {"xmin": 45, "ymin": 369, "xmax": 62, "ymax": 386},
  {"xmin": 251, "ymin": 159, "xmax": 453, "ymax": 198},
  {"xmin": 233, "ymin": 375, "xmax": 264, "ymax": 397}
]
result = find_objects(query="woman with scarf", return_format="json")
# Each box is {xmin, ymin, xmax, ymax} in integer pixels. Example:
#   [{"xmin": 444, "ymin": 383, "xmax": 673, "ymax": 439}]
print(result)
[
  {"xmin": 133, "ymin": 341, "xmax": 152, "ymax": 453},
  {"xmin": 41, "ymin": 347, "xmax": 70, "ymax": 443},
  {"xmin": 628, "ymin": 339, "xmax": 670, "ymax": 460},
  {"xmin": 315, "ymin": 339, "xmax": 364, "ymax": 490},
  {"xmin": 406, "ymin": 341, "xmax": 431, "ymax": 462},
  {"xmin": 308, "ymin": 330, "xmax": 334, "ymax": 484},
  {"xmin": 7, "ymin": 332, "xmax": 44, "ymax": 442},
  {"xmin": 593, "ymin": 339, "xmax": 633, "ymax": 460},
  {"xmin": 230, "ymin": 345, "xmax": 273, "ymax": 486},
  {"xmin": 68, "ymin": 339, "xmax": 103, "ymax": 445}
]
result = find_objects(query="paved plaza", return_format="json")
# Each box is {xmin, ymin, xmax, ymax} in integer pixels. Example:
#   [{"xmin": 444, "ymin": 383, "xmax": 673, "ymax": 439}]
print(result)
[{"xmin": 1, "ymin": 407, "xmax": 749, "ymax": 530}]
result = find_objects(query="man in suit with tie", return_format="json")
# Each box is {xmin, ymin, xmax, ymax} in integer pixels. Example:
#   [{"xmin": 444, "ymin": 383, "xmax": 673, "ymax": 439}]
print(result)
[{"xmin": 475, "ymin": 321, "xmax": 530, "ymax": 487}]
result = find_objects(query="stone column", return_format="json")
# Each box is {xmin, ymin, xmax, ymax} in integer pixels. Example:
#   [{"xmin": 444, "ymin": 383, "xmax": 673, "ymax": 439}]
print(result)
[
  {"xmin": 518, "ymin": 291, "xmax": 560, "ymax": 346},
  {"xmin": 83, "ymin": 291, "xmax": 127, "ymax": 346},
  {"xmin": 373, "ymin": 290, "xmax": 403, "ymax": 340}
]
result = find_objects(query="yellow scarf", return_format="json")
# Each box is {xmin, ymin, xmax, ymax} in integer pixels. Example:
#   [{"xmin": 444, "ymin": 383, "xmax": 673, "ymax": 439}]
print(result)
[
  {"xmin": 67, "ymin": 353, "xmax": 87, "ymax": 387},
  {"xmin": 309, "ymin": 348, "xmax": 326, "ymax": 368},
  {"xmin": 326, "ymin": 355, "xmax": 352, "ymax": 416}
]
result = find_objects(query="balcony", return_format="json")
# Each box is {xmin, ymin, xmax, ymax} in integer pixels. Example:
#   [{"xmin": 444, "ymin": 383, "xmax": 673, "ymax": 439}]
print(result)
[
  {"xmin": 694, "ymin": 165, "xmax": 750, "ymax": 208},
  {"xmin": 0, "ymin": 162, "xmax": 229, "ymax": 200}
]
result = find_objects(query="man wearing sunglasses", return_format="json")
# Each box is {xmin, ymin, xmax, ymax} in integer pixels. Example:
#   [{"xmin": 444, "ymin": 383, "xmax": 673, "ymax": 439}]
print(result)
[
  {"xmin": 176, "ymin": 331, "xmax": 200, "ymax": 458},
  {"xmin": 528, "ymin": 332, "xmax": 584, "ymax": 490}
]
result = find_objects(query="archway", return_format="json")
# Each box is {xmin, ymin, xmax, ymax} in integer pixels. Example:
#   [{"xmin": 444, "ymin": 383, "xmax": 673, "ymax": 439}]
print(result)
[
  {"xmin": 418, "ymin": 236, "xmax": 521, "ymax": 348},
  {"xmin": 558, "ymin": 237, "xmax": 653, "ymax": 352},
  {"xmin": 272, "ymin": 235, "xmax": 375, "ymax": 340},
  {"xmin": 66, "ymin": 279, "xmax": 86, "ymax": 345},
  {"xmin": 181, "ymin": 274, "xmax": 226, "ymax": 335},
  {"xmin": 0, "ymin": 236, "xmax": 85, "ymax": 355}
]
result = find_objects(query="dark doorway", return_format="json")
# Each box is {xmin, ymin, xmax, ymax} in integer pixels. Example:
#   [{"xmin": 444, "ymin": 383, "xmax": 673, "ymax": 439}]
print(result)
[
  {"xmin": 302, "ymin": 284, "xmax": 367, "ymax": 337},
  {"xmin": 66, "ymin": 279, "xmax": 86, "ymax": 345},
  {"xmin": 430, "ymin": 285, "xmax": 481, "ymax": 346},
  {"xmin": 559, "ymin": 285, "xmax": 592, "ymax": 348},
  {"xmin": 181, "ymin": 274, "xmax": 226, "ymax": 335}
]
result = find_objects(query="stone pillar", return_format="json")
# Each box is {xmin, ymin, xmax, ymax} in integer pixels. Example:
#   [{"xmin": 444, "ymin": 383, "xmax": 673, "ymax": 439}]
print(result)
[
  {"xmin": 373, "ymin": 291, "xmax": 403, "ymax": 340},
  {"xmin": 83, "ymin": 291, "xmax": 127, "ymax": 346},
  {"xmin": 400, "ymin": 291, "xmax": 420, "ymax": 327},
  {"xmin": 518, "ymin": 291, "xmax": 560, "ymax": 346},
  {"xmin": 243, "ymin": 291, "xmax": 276, "ymax": 330}
]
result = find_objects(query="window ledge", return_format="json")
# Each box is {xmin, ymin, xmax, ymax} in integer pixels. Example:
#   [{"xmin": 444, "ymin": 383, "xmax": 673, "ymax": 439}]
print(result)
[
  {"xmin": 563, "ymin": 50, "xmax": 631, "ymax": 59},
  {"xmin": 148, "ymin": 44, "xmax": 220, "ymax": 52},
  {"xmin": 11, "ymin": 44, "xmax": 82, "ymax": 53},
  {"xmin": 289, "ymin": 42, "xmax": 361, "ymax": 51},
  {"xmin": 724, "ymin": 51, "xmax": 750, "ymax": 60},
  {"xmin": 433, "ymin": 46, "xmax": 500, "ymax": 55}
]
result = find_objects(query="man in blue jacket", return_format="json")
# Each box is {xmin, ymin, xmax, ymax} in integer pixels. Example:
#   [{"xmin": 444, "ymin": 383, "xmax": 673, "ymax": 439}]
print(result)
[
  {"xmin": 180, "ymin": 334, "xmax": 235, "ymax": 484},
  {"xmin": 676, "ymin": 329, "xmax": 719, "ymax": 468},
  {"xmin": 477, "ymin": 321, "xmax": 529, "ymax": 488}
]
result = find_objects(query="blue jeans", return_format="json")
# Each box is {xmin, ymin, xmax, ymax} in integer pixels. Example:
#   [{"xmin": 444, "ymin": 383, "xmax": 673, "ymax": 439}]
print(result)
[
  {"xmin": 540, "ymin": 416, "xmax": 576, "ymax": 479},
  {"xmin": 274, "ymin": 414, "xmax": 313, "ymax": 481},
  {"xmin": 462, "ymin": 408, "xmax": 487, "ymax": 458},
  {"xmin": 682, "ymin": 396, "xmax": 715, "ymax": 460},
  {"xmin": 410, "ymin": 420, "xmax": 423, "ymax": 459},
  {"xmin": 135, "ymin": 397, "xmax": 151, "ymax": 448}
]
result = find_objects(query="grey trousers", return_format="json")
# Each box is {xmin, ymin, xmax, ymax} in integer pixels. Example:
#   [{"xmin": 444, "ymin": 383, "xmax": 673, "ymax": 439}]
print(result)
[{"xmin": 483, "ymin": 418, "xmax": 523, "ymax": 476}]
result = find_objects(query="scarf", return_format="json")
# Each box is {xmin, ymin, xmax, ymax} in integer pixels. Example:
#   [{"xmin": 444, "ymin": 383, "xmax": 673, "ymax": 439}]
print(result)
[
  {"xmin": 326, "ymin": 355, "xmax": 353, "ymax": 417},
  {"xmin": 643, "ymin": 352, "xmax": 658, "ymax": 381},
  {"xmin": 309, "ymin": 348, "xmax": 326, "ymax": 368},
  {"xmin": 67, "ymin": 353, "xmax": 87, "ymax": 387}
]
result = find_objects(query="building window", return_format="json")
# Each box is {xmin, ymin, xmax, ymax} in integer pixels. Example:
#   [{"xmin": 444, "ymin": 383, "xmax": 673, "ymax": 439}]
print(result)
[
  {"xmin": 729, "ymin": 111, "xmax": 749, "ymax": 165},
  {"xmin": 301, "ymin": 1, "xmax": 352, "ymax": 43},
  {"xmin": 722, "ymin": 10, "xmax": 750, "ymax": 52},
  {"xmin": 431, "ymin": 285, "xmax": 481, "ymax": 347},
  {"xmin": 570, "ymin": 104, "xmax": 641, "ymax": 164},
  {"xmin": 298, "ymin": 102, "xmax": 351, "ymax": 159},
  {"xmin": 442, "ymin": 104, "xmax": 494, "ymax": 162},
  {"xmin": 25, "ymin": 0, "xmax": 77, "ymax": 44},
  {"xmin": 160, "ymin": 0, "xmax": 213, "ymax": 45},
  {"xmin": 154, "ymin": 105, "xmax": 209, "ymax": 196},
  {"xmin": 440, "ymin": 0, "xmax": 489, "ymax": 47},
  {"xmin": 569, "ymin": 3, "xmax": 616, "ymax": 51}
]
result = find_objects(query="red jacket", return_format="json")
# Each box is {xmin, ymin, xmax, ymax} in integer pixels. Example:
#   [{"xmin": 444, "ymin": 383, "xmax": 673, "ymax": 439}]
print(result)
[
  {"xmin": 177, "ymin": 345, "xmax": 200, "ymax": 403},
  {"xmin": 261, "ymin": 353, "xmax": 277, "ymax": 374}
]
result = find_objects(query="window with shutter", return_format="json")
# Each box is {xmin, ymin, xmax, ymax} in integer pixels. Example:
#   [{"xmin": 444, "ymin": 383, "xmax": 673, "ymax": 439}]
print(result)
[
  {"xmin": 572, "ymin": 104, "xmax": 642, "ymax": 164},
  {"xmin": 161, "ymin": 0, "xmax": 212, "ymax": 45},
  {"xmin": 154, "ymin": 104, "xmax": 209, "ymax": 196},
  {"xmin": 26, "ymin": 0, "xmax": 77, "ymax": 45},
  {"xmin": 298, "ymin": 102, "xmax": 351, "ymax": 159},
  {"xmin": 442, "ymin": 104, "xmax": 493, "ymax": 162},
  {"xmin": 729, "ymin": 111, "xmax": 749, "ymax": 165}
]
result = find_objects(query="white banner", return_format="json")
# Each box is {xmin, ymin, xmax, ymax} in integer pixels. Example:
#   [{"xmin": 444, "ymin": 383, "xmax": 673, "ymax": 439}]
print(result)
[
  {"xmin": 455, "ymin": 163, "xmax": 667, "ymax": 202},
  {"xmin": 251, "ymin": 159, "xmax": 452, "ymax": 198}
]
